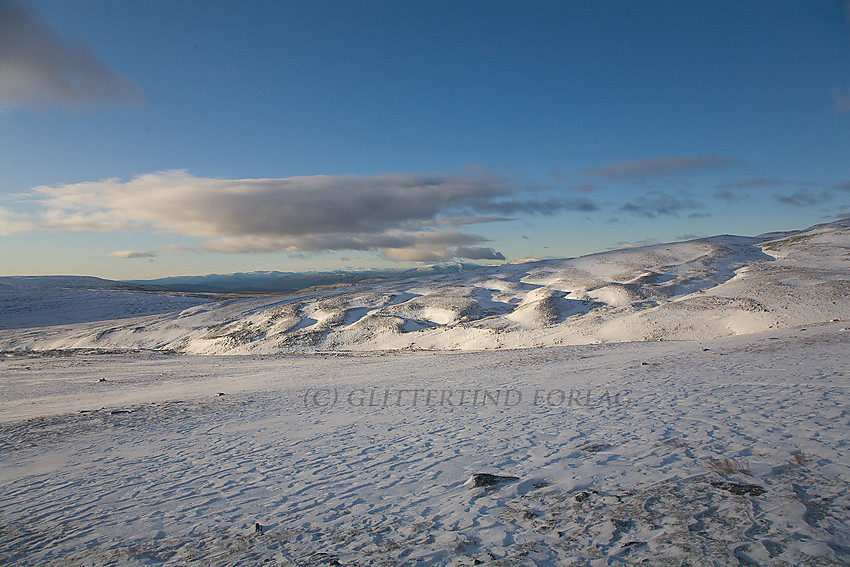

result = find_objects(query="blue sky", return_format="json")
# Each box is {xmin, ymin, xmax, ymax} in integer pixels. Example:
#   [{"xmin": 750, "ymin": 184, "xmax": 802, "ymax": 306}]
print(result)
[{"xmin": 1, "ymin": 0, "xmax": 848, "ymax": 279}]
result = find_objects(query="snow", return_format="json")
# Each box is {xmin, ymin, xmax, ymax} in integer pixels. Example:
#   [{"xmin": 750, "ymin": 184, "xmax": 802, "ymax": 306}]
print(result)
[
  {"xmin": 0, "ymin": 220, "xmax": 848, "ymax": 565},
  {"xmin": 0, "ymin": 276, "xmax": 214, "ymax": 331},
  {"xmin": 1, "ymin": 325, "xmax": 849, "ymax": 565},
  {"xmin": 4, "ymin": 220, "xmax": 848, "ymax": 354}
]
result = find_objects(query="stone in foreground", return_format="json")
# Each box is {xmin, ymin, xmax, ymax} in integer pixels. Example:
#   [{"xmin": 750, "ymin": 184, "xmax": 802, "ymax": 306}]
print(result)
[{"xmin": 465, "ymin": 473, "xmax": 520, "ymax": 489}]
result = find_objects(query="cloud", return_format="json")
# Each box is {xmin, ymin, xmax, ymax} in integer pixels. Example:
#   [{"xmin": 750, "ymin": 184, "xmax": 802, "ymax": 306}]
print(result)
[
  {"xmin": 200, "ymin": 229, "xmax": 488, "ymax": 256},
  {"xmin": 454, "ymin": 246, "xmax": 506, "ymax": 260},
  {"xmin": 610, "ymin": 238, "xmax": 660, "ymax": 249},
  {"xmin": 619, "ymin": 191, "xmax": 703, "ymax": 218},
  {"xmin": 102, "ymin": 249, "xmax": 157, "ymax": 259},
  {"xmin": 478, "ymin": 196, "xmax": 598, "ymax": 214},
  {"xmin": 712, "ymin": 178, "xmax": 826, "ymax": 204},
  {"xmin": 774, "ymin": 192, "xmax": 831, "ymax": 208},
  {"xmin": 712, "ymin": 189, "xmax": 740, "ymax": 203},
  {"xmin": 0, "ymin": 0, "xmax": 145, "ymax": 109},
  {"xmin": 585, "ymin": 156, "xmax": 742, "ymax": 183},
  {"xmin": 715, "ymin": 178, "xmax": 823, "ymax": 190},
  {"xmin": 0, "ymin": 207, "xmax": 34, "ymax": 235},
  {"xmin": 715, "ymin": 178, "xmax": 784, "ymax": 190},
  {"xmin": 383, "ymin": 247, "xmax": 453, "ymax": 262},
  {"xmin": 425, "ymin": 216, "xmax": 511, "ymax": 226},
  {"xmin": 712, "ymin": 179, "xmax": 774, "ymax": 202},
  {"xmin": 835, "ymin": 181, "xmax": 850, "ymax": 192},
  {"xmin": 8, "ymin": 170, "xmax": 582, "ymax": 260}
]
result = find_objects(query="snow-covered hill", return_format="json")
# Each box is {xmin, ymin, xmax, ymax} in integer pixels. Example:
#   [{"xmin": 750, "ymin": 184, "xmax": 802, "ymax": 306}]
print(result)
[
  {"xmin": 0, "ymin": 276, "xmax": 214, "ymax": 331},
  {"xmin": 128, "ymin": 263, "xmax": 484, "ymax": 293},
  {"xmin": 2, "ymin": 219, "xmax": 848, "ymax": 353}
]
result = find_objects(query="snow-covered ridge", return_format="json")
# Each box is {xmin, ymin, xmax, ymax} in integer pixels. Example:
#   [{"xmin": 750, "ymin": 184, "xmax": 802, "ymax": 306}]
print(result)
[
  {"xmin": 0, "ymin": 276, "xmax": 213, "ymax": 331},
  {"xmin": 2, "ymin": 219, "xmax": 849, "ymax": 353},
  {"xmin": 127, "ymin": 262, "xmax": 483, "ymax": 292}
]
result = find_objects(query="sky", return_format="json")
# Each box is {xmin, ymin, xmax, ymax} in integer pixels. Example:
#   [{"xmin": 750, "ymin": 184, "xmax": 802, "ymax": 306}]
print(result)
[{"xmin": 0, "ymin": 0, "xmax": 848, "ymax": 279}]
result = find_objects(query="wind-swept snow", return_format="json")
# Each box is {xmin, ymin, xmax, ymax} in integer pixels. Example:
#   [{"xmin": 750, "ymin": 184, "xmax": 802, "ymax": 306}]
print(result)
[
  {"xmin": 1, "ymin": 324, "xmax": 849, "ymax": 565},
  {"xmin": 1, "ymin": 220, "xmax": 849, "ymax": 565}
]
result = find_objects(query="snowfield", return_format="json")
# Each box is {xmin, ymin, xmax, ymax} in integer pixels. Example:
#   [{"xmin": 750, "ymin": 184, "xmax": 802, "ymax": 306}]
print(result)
[{"xmin": 1, "ymin": 220, "xmax": 849, "ymax": 566}]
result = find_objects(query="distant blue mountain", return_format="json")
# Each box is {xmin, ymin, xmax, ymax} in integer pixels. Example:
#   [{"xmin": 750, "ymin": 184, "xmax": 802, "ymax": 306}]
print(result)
[{"xmin": 126, "ymin": 263, "xmax": 484, "ymax": 293}]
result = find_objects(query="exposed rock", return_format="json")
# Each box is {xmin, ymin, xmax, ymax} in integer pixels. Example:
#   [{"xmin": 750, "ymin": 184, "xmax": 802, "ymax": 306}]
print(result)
[
  {"xmin": 466, "ymin": 473, "xmax": 520, "ymax": 488},
  {"xmin": 581, "ymin": 443, "xmax": 614, "ymax": 453},
  {"xmin": 574, "ymin": 490, "xmax": 598, "ymax": 502},
  {"xmin": 711, "ymin": 481, "xmax": 765, "ymax": 497}
]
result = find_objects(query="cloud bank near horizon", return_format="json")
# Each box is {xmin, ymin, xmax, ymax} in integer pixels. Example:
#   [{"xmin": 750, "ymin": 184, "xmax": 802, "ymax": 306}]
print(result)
[
  {"xmin": 100, "ymin": 249, "xmax": 157, "ymax": 259},
  {"xmin": 3, "ymin": 156, "xmax": 845, "ymax": 264},
  {"xmin": 0, "ymin": 0, "xmax": 145, "ymax": 109},
  {"xmin": 3, "ymin": 170, "xmax": 574, "ymax": 261}
]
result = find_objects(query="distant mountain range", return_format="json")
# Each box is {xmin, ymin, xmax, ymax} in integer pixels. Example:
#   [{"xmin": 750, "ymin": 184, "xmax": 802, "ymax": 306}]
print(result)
[{"xmin": 126, "ymin": 263, "xmax": 484, "ymax": 293}]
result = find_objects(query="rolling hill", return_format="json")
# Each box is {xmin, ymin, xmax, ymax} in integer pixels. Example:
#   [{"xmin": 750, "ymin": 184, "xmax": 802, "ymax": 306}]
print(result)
[{"xmin": 2, "ymin": 219, "xmax": 848, "ymax": 354}]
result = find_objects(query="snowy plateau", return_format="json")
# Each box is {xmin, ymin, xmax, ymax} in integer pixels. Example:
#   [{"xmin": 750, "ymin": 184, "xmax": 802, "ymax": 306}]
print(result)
[{"xmin": 1, "ymin": 219, "xmax": 849, "ymax": 566}]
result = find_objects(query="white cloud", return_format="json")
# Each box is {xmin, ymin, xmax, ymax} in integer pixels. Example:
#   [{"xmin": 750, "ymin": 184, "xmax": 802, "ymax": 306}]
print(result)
[
  {"xmin": 0, "ymin": 207, "xmax": 35, "ymax": 235},
  {"xmin": 102, "ymin": 249, "xmax": 157, "ymax": 259},
  {"xmin": 11, "ymin": 170, "xmax": 578, "ymax": 261},
  {"xmin": 383, "ymin": 247, "xmax": 454, "ymax": 262},
  {"xmin": 0, "ymin": 0, "xmax": 145, "ymax": 109},
  {"xmin": 199, "ymin": 229, "xmax": 488, "ymax": 256}
]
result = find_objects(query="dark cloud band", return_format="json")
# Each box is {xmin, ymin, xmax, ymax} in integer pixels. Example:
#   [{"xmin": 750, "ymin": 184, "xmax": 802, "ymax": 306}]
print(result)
[
  {"xmin": 0, "ymin": 0, "xmax": 145, "ymax": 109},
  {"xmin": 7, "ymin": 170, "xmax": 583, "ymax": 261}
]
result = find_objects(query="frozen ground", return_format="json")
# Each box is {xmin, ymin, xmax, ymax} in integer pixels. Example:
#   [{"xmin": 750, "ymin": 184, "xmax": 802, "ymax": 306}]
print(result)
[
  {"xmin": 1, "ymin": 324, "xmax": 849, "ymax": 565},
  {"xmin": 0, "ymin": 220, "xmax": 848, "ymax": 565}
]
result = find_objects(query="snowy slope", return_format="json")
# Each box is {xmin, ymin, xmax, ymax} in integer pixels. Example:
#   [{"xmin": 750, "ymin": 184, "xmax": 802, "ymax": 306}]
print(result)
[
  {"xmin": 128, "ymin": 263, "xmax": 483, "ymax": 292},
  {"xmin": 0, "ymin": 276, "xmax": 214, "ymax": 331},
  {"xmin": 2, "ymin": 220, "xmax": 847, "ymax": 354}
]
